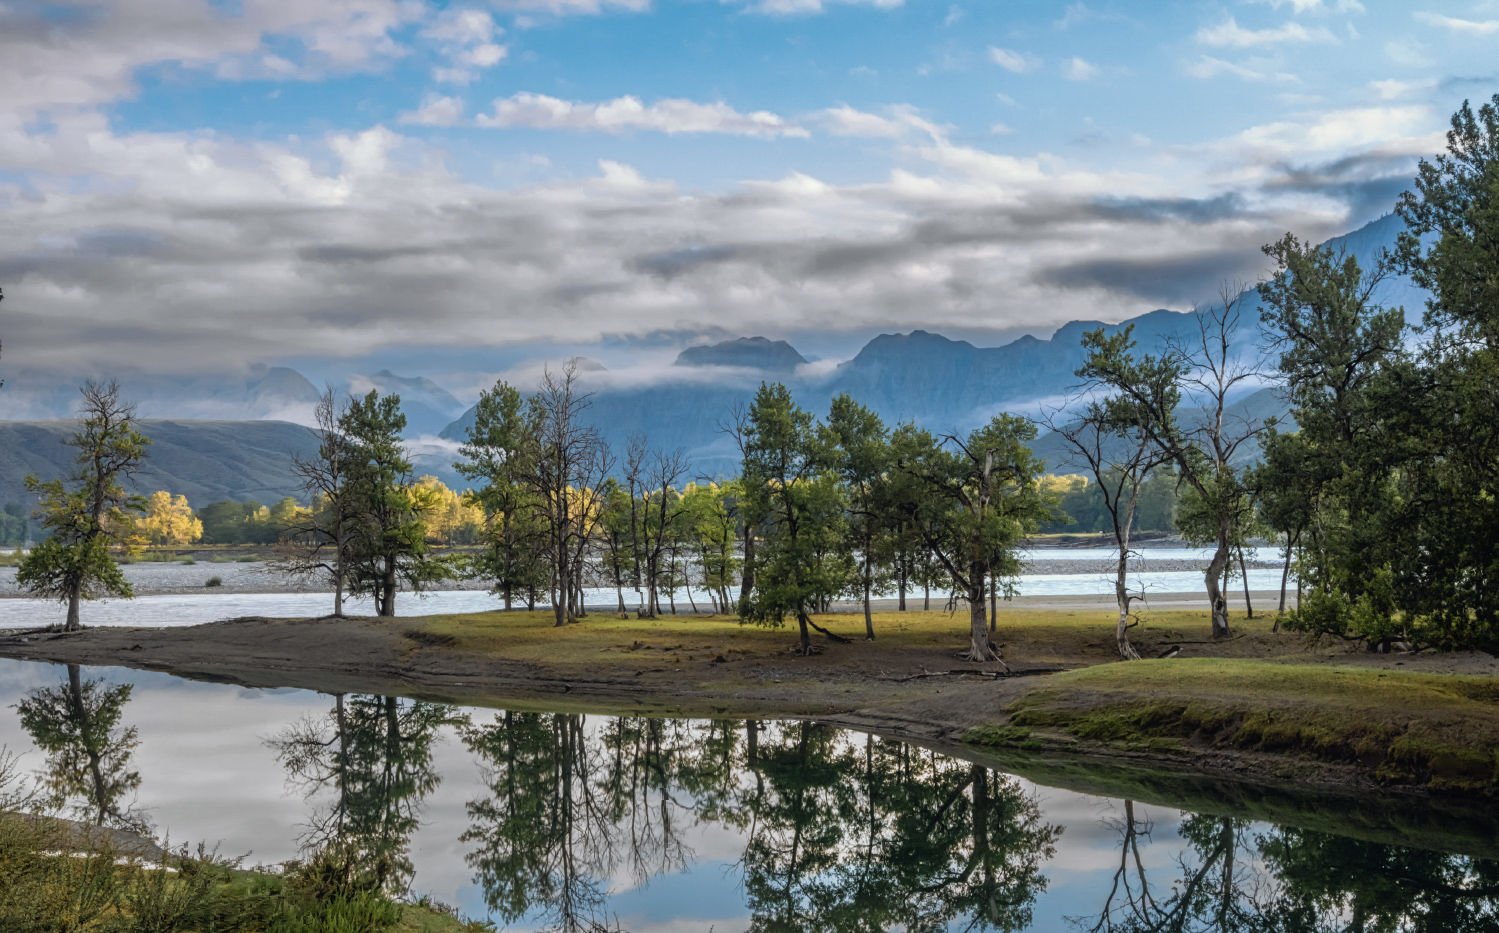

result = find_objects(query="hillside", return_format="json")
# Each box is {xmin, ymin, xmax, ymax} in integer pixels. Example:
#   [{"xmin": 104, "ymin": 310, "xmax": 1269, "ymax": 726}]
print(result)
[{"xmin": 0, "ymin": 419, "xmax": 322, "ymax": 510}]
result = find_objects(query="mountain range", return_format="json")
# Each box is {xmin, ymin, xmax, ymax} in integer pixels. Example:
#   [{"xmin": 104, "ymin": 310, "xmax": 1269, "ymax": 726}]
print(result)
[{"xmin": 0, "ymin": 212, "xmax": 1422, "ymax": 508}]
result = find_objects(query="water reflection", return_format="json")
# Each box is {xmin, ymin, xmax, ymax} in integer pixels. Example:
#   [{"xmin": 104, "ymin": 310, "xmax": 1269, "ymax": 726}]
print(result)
[
  {"xmin": 268, "ymin": 694, "xmax": 468, "ymax": 892},
  {"xmin": 15, "ymin": 663, "xmax": 148, "ymax": 833},
  {"xmin": 4, "ymin": 665, "xmax": 1499, "ymax": 932}
]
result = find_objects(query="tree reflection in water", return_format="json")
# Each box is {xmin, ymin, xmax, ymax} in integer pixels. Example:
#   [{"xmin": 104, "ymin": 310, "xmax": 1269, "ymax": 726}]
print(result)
[
  {"xmin": 1077, "ymin": 801, "xmax": 1499, "ymax": 933},
  {"xmin": 267, "ymin": 693, "xmax": 465, "ymax": 894},
  {"xmin": 460, "ymin": 713, "xmax": 1059, "ymax": 933},
  {"xmin": 15, "ymin": 662, "xmax": 147, "ymax": 833}
]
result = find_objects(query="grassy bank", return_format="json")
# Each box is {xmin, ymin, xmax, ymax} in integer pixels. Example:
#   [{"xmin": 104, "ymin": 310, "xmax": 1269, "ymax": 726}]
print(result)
[
  {"xmin": 0, "ymin": 819, "xmax": 490, "ymax": 933},
  {"xmin": 969, "ymin": 659, "xmax": 1499, "ymax": 794}
]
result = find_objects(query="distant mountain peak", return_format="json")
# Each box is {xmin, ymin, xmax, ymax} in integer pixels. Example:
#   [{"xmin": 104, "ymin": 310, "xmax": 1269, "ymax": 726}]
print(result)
[{"xmin": 674, "ymin": 336, "xmax": 808, "ymax": 371}]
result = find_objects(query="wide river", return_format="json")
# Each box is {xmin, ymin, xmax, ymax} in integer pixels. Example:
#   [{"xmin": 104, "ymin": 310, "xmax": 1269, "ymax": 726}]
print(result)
[
  {"xmin": 0, "ymin": 546, "xmax": 1288, "ymax": 628},
  {"xmin": 0, "ymin": 657, "xmax": 1492, "ymax": 931}
]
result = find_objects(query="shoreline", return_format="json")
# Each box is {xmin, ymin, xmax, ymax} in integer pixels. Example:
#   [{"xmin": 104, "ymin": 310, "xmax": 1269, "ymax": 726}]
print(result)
[{"xmin": 0, "ymin": 605, "xmax": 1494, "ymax": 815}]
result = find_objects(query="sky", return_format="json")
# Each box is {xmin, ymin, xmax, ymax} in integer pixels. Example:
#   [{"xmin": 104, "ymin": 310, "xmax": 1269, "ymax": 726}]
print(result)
[{"xmin": 1, "ymin": 0, "xmax": 1496, "ymax": 395}]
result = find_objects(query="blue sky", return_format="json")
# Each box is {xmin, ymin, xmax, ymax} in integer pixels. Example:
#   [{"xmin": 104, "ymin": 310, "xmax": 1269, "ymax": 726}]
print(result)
[{"xmin": 1, "ymin": 0, "xmax": 1496, "ymax": 400}]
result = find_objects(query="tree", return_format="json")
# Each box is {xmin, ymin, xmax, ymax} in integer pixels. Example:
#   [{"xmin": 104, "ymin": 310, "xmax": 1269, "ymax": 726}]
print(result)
[
  {"xmin": 274, "ymin": 387, "xmax": 356, "ymax": 616},
  {"xmin": 822, "ymin": 393, "xmax": 893, "ymax": 640},
  {"xmin": 517, "ymin": 362, "xmax": 614, "ymax": 626},
  {"xmin": 739, "ymin": 382, "xmax": 854, "ymax": 655},
  {"xmin": 1385, "ymin": 92, "xmax": 1499, "ymax": 645},
  {"xmin": 139, "ymin": 491, "xmax": 203, "ymax": 545},
  {"xmin": 458, "ymin": 380, "xmax": 547, "ymax": 611},
  {"xmin": 341, "ymin": 390, "xmax": 447, "ymax": 617},
  {"xmin": 17, "ymin": 380, "xmax": 151, "ymax": 631},
  {"xmin": 893, "ymin": 415, "xmax": 1050, "ymax": 662},
  {"xmin": 1041, "ymin": 398, "xmax": 1171, "ymax": 660},
  {"xmin": 16, "ymin": 664, "xmax": 147, "ymax": 833},
  {"xmin": 1077, "ymin": 293, "xmax": 1270, "ymax": 639}
]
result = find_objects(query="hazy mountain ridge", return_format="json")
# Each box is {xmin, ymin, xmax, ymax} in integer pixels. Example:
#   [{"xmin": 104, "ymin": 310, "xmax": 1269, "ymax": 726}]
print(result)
[{"xmin": 0, "ymin": 419, "xmax": 323, "ymax": 511}]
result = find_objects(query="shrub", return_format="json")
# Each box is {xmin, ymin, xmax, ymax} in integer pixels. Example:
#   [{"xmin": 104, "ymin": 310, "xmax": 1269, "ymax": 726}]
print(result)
[{"xmin": 205, "ymin": 576, "xmax": 224, "ymax": 588}]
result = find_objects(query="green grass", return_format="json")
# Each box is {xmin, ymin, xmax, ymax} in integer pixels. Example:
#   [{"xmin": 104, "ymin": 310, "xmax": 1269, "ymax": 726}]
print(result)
[{"xmin": 969, "ymin": 659, "xmax": 1499, "ymax": 793}]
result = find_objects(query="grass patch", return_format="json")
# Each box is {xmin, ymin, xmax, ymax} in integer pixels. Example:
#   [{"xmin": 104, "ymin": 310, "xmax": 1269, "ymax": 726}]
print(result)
[{"xmin": 969, "ymin": 659, "xmax": 1499, "ymax": 793}]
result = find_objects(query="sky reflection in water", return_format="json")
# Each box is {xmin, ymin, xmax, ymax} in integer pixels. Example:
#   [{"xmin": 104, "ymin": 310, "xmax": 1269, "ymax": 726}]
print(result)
[{"xmin": 0, "ymin": 658, "xmax": 1493, "ymax": 932}]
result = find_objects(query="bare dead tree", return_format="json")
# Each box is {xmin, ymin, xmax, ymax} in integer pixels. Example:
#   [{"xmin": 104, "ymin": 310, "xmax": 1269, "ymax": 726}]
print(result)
[
  {"xmin": 1079, "ymin": 283, "xmax": 1269, "ymax": 639},
  {"xmin": 714, "ymin": 400, "xmax": 756, "ymax": 610},
  {"xmin": 1040, "ymin": 397, "xmax": 1172, "ymax": 660},
  {"xmin": 519, "ymin": 361, "xmax": 615, "ymax": 626},
  {"xmin": 641, "ymin": 447, "xmax": 689, "ymax": 617},
  {"xmin": 274, "ymin": 386, "xmax": 355, "ymax": 616}
]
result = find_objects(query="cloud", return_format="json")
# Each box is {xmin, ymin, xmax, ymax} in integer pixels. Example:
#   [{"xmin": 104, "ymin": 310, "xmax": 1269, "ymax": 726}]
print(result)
[
  {"xmin": 1185, "ymin": 56, "xmax": 1296, "ymax": 82},
  {"xmin": 0, "ymin": 0, "xmax": 423, "ymax": 118},
  {"xmin": 1063, "ymin": 57, "xmax": 1099, "ymax": 81},
  {"xmin": 817, "ymin": 104, "xmax": 939, "ymax": 139},
  {"xmin": 1371, "ymin": 78, "xmax": 1436, "ymax": 100},
  {"xmin": 732, "ymin": 0, "xmax": 903, "ymax": 13},
  {"xmin": 399, "ymin": 94, "xmax": 465, "ymax": 126},
  {"xmin": 487, "ymin": 0, "xmax": 651, "ymax": 16},
  {"xmin": 1249, "ymin": 0, "xmax": 1364, "ymax": 12},
  {"xmin": 421, "ymin": 8, "xmax": 507, "ymax": 83},
  {"xmin": 988, "ymin": 47, "xmax": 1041, "ymax": 73},
  {"xmin": 474, "ymin": 93, "xmax": 810, "ymax": 137},
  {"xmin": 1196, "ymin": 16, "xmax": 1338, "ymax": 47},
  {"xmin": 1413, "ymin": 11, "xmax": 1499, "ymax": 35}
]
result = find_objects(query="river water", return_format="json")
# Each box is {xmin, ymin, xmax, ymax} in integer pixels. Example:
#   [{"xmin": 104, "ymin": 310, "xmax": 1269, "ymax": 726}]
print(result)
[
  {"xmin": 0, "ymin": 657, "xmax": 1492, "ymax": 932},
  {"xmin": 0, "ymin": 546, "xmax": 1287, "ymax": 628}
]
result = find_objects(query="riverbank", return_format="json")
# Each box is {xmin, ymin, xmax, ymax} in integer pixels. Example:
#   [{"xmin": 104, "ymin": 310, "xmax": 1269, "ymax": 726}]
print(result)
[{"xmin": 1, "ymin": 605, "xmax": 1495, "ymax": 804}]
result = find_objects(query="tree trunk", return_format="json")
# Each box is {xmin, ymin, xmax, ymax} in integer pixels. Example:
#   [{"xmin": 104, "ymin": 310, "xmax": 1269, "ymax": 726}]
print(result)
[
  {"xmin": 334, "ymin": 542, "xmax": 345, "ymax": 617},
  {"xmin": 66, "ymin": 580, "xmax": 82, "ymax": 632},
  {"xmin": 963, "ymin": 561, "xmax": 996, "ymax": 662},
  {"xmin": 527, "ymin": 584, "xmax": 535, "ymax": 611},
  {"xmin": 1115, "ymin": 547, "xmax": 1141, "ymax": 661},
  {"xmin": 862, "ymin": 552, "xmax": 874, "ymax": 640},
  {"xmin": 1207, "ymin": 539, "xmax": 1231, "ymax": 638},
  {"xmin": 988, "ymin": 568, "xmax": 997, "ymax": 633},
  {"xmin": 923, "ymin": 581, "xmax": 930, "ymax": 611},
  {"xmin": 897, "ymin": 559, "xmax": 907, "ymax": 611},
  {"xmin": 553, "ymin": 564, "xmax": 566, "ymax": 627},
  {"xmin": 1277, "ymin": 529, "xmax": 1297, "ymax": 629},
  {"xmin": 381, "ymin": 553, "xmax": 397, "ymax": 617},
  {"xmin": 504, "ymin": 581, "xmax": 513, "ymax": 612},
  {"xmin": 795, "ymin": 610, "xmax": 812, "ymax": 654},
  {"xmin": 1238, "ymin": 544, "xmax": 1253, "ymax": 619},
  {"xmin": 738, "ymin": 529, "xmax": 755, "ymax": 608}
]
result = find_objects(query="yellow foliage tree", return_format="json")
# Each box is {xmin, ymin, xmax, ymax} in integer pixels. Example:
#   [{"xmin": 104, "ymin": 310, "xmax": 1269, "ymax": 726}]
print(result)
[
  {"xmin": 141, "ymin": 491, "xmax": 204, "ymax": 545},
  {"xmin": 413, "ymin": 476, "xmax": 485, "ymax": 544}
]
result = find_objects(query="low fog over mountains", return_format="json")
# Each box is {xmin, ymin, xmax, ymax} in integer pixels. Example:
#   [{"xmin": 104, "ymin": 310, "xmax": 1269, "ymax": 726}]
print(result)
[{"xmin": 0, "ymin": 213, "xmax": 1423, "ymax": 507}]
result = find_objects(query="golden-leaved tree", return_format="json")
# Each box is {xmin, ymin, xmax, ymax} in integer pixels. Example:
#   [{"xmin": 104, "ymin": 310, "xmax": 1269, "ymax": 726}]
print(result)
[{"xmin": 140, "ymin": 491, "xmax": 203, "ymax": 545}]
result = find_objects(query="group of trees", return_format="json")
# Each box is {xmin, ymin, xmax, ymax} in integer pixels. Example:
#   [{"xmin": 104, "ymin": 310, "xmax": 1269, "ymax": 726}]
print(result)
[{"xmin": 1236, "ymin": 95, "xmax": 1499, "ymax": 651}]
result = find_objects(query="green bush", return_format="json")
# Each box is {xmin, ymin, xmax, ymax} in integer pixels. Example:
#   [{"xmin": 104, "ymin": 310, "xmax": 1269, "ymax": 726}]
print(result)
[{"xmin": 205, "ymin": 576, "xmax": 223, "ymax": 588}]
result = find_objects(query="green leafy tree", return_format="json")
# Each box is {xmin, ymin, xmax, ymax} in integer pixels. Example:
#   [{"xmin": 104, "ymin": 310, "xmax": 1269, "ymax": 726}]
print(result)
[
  {"xmin": 739, "ymin": 383, "xmax": 854, "ymax": 655},
  {"xmin": 458, "ymin": 380, "xmax": 547, "ymax": 611},
  {"xmin": 17, "ymin": 380, "xmax": 151, "ymax": 631},
  {"xmin": 341, "ymin": 390, "xmax": 448, "ymax": 617},
  {"xmin": 822, "ymin": 393, "xmax": 894, "ymax": 640},
  {"xmin": 893, "ymin": 415, "xmax": 1051, "ymax": 662},
  {"xmin": 1386, "ymin": 92, "xmax": 1499, "ymax": 645},
  {"xmin": 16, "ymin": 664, "xmax": 146, "ymax": 833}
]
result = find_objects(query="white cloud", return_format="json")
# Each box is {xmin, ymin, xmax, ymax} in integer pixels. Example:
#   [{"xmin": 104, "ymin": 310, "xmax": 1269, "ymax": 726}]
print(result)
[
  {"xmin": 1063, "ymin": 57, "xmax": 1099, "ymax": 81},
  {"xmin": 422, "ymin": 8, "xmax": 507, "ymax": 84},
  {"xmin": 1249, "ymin": 0, "xmax": 1364, "ymax": 12},
  {"xmin": 1196, "ymin": 16, "xmax": 1337, "ymax": 47},
  {"xmin": 734, "ymin": 0, "xmax": 903, "ymax": 13},
  {"xmin": 820, "ymin": 105, "xmax": 906, "ymax": 138},
  {"xmin": 1370, "ymin": 78, "xmax": 1436, "ymax": 100},
  {"xmin": 1412, "ymin": 11, "xmax": 1499, "ymax": 34},
  {"xmin": 0, "ymin": 0, "xmax": 423, "ymax": 117},
  {"xmin": 990, "ymin": 123, "xmax": 1014, "ymax": 135},
  {"xmin": 475, "ymin": 93, "xmax": 810, "ymax": 137},
  {"xmin": 1384, "ymin": 39, "xmax": 1432, "ymax": 67},
  {"xmin": 988, "ymin": 47, "xmax": 1041, "ymax": 73},
  {"xmin": 1185, "ymin": 56, "xmax": 1296, "ymax": 82},
  {"xmin": 486, "ymin": 0, "xmax": 651, "ymax": 15},
  {"xmin": 399, "ymin": 94, "xmax": 465, "ymax": 126},
  {"xmin": 1054, "ymin": 3, "xmax": 1092, "ymax": 28}
]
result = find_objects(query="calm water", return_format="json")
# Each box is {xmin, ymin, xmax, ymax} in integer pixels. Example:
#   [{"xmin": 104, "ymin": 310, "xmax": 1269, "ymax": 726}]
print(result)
[{"xmin": 1, "ymin": 657, "xmax": 1485, "ymax": 932}]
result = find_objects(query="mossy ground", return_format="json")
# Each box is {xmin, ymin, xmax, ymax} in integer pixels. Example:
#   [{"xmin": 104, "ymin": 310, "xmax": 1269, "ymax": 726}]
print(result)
[{"xmin": 969, "ymin": 658, "xmax": 1499, "ymax": 793}]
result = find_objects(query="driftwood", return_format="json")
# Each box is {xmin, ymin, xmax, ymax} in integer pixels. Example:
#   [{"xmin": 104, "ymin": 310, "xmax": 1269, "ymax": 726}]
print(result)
[{"xmin": 882, "ymin": 666, "xmax": 1057, "ymax": 683}]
